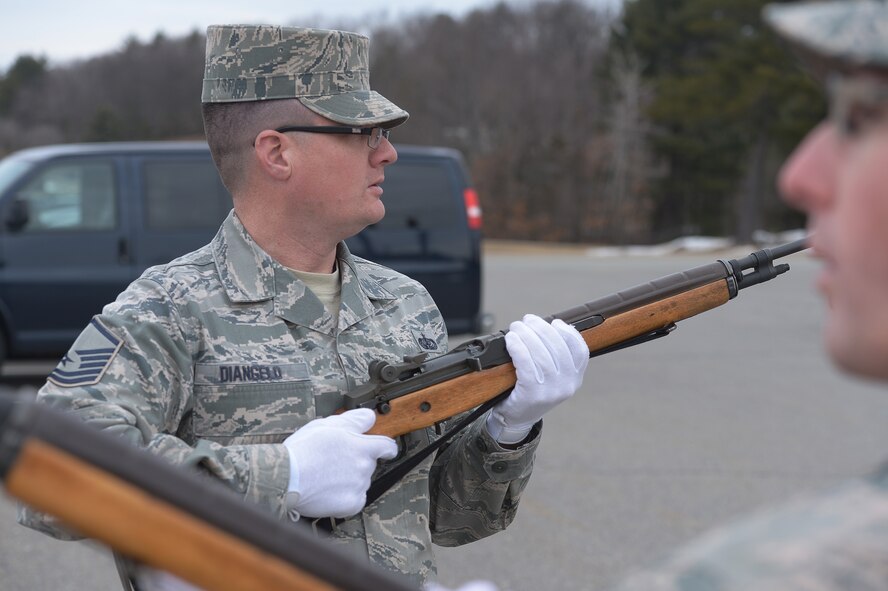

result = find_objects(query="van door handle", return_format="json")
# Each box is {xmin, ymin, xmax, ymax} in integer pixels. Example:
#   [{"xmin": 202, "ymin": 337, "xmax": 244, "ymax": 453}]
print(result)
[{"xmin": 118, "ymin": 237, "xmax": 130, "ymax": 264}]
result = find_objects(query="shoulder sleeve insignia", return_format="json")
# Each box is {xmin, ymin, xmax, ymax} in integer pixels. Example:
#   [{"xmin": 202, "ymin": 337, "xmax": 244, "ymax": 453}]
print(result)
[
  {"xmin": 412, "ymin": 329, "xmax": 439, "ymax": 353},
  {"xmin": 47, "ymin": 318, "xmax": 123, "ymax": 387}
]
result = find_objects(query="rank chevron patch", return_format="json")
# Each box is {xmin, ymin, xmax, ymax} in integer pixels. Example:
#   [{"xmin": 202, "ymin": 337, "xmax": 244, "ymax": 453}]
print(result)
[{"xmin": 47, "ymin": 318, "xmax": 123, "ymax": 387}]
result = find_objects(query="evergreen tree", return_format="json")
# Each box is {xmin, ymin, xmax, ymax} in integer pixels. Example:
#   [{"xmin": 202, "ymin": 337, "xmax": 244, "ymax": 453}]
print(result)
[
  {"xmin": 0, "ymin": 55, "xmax": 46, "ymax": 115},
  {"xmin": 615, "ymin": 0, "xmax": 824, "ymax": 240}
]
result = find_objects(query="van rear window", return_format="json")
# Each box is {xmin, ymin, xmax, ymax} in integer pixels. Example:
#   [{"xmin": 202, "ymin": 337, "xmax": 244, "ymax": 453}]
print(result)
[
  {"xmin": 374, "ymin": 161, "xmax": 461, "ymax": 229},
  {"xmin": 143, "ymin": 159, "xmax": 231, "ymax": 230}
]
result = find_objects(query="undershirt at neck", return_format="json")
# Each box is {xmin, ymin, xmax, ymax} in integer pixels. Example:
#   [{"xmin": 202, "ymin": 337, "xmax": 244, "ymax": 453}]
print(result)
[{"xmin": 289, "ymin": 265, "xmax": 342, "ymax": 323}]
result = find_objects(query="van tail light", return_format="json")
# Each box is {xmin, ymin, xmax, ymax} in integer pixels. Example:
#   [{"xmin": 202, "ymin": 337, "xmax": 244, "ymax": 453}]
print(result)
[{"xmin": 463, "ymin": 188, "xmax": 482, "ymax": 230}]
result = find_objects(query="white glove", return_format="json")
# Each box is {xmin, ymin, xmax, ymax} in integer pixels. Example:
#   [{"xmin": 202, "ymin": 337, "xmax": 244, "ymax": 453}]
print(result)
[
  {"xmin": 487, "ymin": 314, "xmax": 589, "ymax": 444},
  {"xmin": 425, "ymin": 581, "xmax": 499, "ymax": 591},
  {"xmin": 283, "ymin": 408, "xmax": 398, "ymax": 518}
]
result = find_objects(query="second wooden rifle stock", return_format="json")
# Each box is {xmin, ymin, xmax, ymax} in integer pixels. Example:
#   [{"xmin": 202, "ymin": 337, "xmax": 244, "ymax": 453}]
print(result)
[
  {"xmin": 0, "ymin": 396, "xmax": 417, "ymax": 591},
  {"xmin": 344, "ymin": 238, "xmax": 808, "ymax": 437}
]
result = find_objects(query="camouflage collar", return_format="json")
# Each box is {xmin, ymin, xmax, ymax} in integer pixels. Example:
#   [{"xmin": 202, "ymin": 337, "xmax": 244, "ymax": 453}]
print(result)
[
  {"xmin": 212, "ymin": 212, "xmax": 396, "ymax": 330},
  {"xmin": 212, "ymin": 211, "xmax": 276, "ymax": 303}
]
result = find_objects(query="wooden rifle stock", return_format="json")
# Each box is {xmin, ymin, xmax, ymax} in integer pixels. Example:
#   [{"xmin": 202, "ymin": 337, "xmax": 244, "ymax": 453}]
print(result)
[
  {"xmin": 366, "ymin": 280, "xmax": 730, "ymax": 437},
  {"xmin": 0, "ymin": 397, "xmax": 417, "ymax": 591}
]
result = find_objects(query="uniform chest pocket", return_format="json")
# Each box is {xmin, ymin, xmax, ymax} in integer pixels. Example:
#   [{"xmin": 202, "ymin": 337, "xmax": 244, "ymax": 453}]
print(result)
[{"xmin": 193, "ymin": 363, "xmax": 317, "ymax": 445}]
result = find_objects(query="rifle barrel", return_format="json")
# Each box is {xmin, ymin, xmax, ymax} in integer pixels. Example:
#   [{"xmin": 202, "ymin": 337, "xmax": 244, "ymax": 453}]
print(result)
[{"xmin": 768, "ymin": 237, "xmax": 808, "ymax": 260}]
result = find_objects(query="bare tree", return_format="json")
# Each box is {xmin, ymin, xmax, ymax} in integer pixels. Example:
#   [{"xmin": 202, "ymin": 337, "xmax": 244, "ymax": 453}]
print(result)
[{"xmin": 603, "ymin": 49, "xmax": 658, "ymax": 244}]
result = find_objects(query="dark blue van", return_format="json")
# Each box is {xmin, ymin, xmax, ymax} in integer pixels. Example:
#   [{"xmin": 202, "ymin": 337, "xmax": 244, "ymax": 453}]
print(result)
[{"xmin": 0, "ymin": 142, "xmax": 486, "ymax": 365}]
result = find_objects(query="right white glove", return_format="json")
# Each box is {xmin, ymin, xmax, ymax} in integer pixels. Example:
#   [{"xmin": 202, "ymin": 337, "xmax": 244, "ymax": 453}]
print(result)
[{"xmin": 283, "ymin": 408, "xmax": 398, "ymax": 519}]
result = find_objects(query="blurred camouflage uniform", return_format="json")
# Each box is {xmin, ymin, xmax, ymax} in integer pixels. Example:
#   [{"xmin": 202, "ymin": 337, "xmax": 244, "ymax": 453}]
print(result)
[
  {"xmin": 18, "ymin": 26, "xmax": 540, "ymax": 587},
  {"xmin": 612, "ymin": 463, "xmax": 888, "ymax": 591},
  {"xmin": 612, "ymin": 3, "xmax": 888, "ymax": 590}
]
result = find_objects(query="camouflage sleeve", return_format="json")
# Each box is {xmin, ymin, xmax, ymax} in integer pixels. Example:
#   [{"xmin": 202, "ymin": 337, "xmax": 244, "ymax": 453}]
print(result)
[
  {"xmin": 17, "ymin": 277, "xmax": 289, "ymax": 539},
  {"xmin": 611, "ymin": 465, "xmax": 888, "ymax": 591},
  {"xmin": 427, "ymin": 412, "xmax": 541, "ymax": 546}
]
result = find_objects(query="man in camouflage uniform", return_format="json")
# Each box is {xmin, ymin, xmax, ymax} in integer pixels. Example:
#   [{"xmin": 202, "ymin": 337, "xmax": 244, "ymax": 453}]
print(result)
[
  {"xmin": 17, "ymin": 26, "xmax": 589, "ymax": 589},
  {"xmin": 609, "ymin": 2, "xmax": 888, "ymax": 590}
]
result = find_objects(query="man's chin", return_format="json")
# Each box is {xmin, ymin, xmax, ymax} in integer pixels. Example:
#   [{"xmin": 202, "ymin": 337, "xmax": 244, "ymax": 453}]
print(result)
[
  {"xmin": 364, "ymin": 209, "xmax": 386, "ymax": 229},
  {"xmin": 345, "ymin": 218, "xmax": 385, "ymax": 241}
]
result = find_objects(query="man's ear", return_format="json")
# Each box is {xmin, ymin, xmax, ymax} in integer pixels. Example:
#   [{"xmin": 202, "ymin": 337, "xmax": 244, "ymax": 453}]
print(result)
[{"xmin": 253, "ymin": 130, "xmax": 292, "ymax": 181}]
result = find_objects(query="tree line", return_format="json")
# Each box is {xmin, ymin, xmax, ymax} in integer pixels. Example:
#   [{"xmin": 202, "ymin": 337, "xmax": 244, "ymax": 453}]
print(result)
[{"xmin": 0, "ymin": 0, "xmax": 822, "ymax": 244}]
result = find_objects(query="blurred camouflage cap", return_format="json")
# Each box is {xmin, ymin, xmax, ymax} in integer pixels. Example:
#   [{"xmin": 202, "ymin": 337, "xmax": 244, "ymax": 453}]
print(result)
[
  {"xmin": 202, "ymin": 25, "xmax": 408, "ymax": 128},
  {"xmin": 764, "ymin": 1, "xmax": 888, "ymax": 73}
]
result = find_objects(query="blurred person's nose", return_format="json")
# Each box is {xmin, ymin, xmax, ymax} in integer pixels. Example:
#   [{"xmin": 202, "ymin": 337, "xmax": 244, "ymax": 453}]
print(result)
[{"xmin": 778, "ymin": 121, "xmax": 839, "ymax": 214}]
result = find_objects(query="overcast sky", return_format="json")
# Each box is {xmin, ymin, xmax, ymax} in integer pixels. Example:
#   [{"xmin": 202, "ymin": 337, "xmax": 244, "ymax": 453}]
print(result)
[{"xmin": 3, "ymin": 0, "xmax": 622, "ymax": 72}]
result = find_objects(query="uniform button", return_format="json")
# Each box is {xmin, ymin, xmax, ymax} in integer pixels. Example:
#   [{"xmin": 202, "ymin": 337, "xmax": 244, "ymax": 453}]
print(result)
[
  {"xmin": 491, "ymin": 461, "xmax": 507, "ymax": 473},
  {"xmin": 476, "ymin": 437, "xmax": 488, "ymax": 452}
]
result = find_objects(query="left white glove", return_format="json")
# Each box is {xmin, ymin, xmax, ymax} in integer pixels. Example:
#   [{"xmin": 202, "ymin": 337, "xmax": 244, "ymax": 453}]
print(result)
[
  {"xmin": 487, "ymin": 314, "xmax": 589, "ymax": 444},
  {"xmin": 283, "ymin": 409, "xmax": 398, "ymax": 518}
]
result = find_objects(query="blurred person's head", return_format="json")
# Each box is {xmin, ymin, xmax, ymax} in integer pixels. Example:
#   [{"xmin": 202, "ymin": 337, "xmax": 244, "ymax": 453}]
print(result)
[{"xmin": 768, "ymin": 1, "xmax": 888, "ymax": 380}]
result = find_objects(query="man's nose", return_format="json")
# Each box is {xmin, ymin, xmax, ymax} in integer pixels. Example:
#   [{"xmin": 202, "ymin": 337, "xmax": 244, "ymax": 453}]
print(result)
[{"xmin": 373, "ymin": 135, "xmax": 398, "ymax": 166}]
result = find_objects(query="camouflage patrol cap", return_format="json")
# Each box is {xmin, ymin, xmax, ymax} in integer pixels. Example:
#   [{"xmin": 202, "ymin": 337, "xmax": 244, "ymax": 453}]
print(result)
[
  {"xmin": 764, "ymin": 1, "xmax": 888, "ymax": 74},
  {"xmin": 202, "ymin": 25, "xmax": 408, "ymax": 128}
]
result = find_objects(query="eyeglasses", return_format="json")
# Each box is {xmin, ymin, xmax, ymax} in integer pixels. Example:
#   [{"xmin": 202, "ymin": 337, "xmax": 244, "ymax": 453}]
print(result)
[
  {"xmin": 274, "ymin": 125, "xmax": 391, "ymax": 149},
  {"xmin": 827, "ymin": 74, "xmax": 888, "ymax": 136}
]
